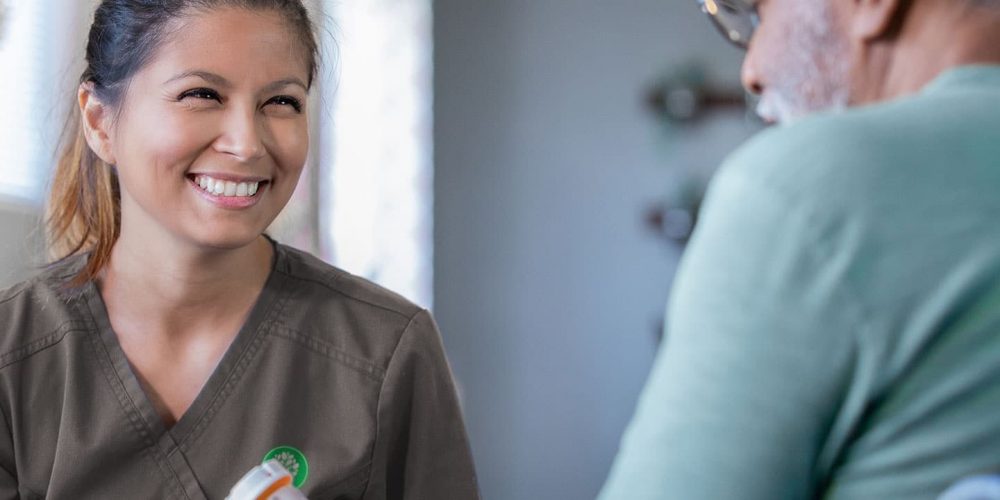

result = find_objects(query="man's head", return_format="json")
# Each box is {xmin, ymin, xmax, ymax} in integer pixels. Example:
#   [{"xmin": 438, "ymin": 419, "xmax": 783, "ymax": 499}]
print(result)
[
  {"xmin": 738, "ymin": 0, "xmax": 850, "ymax": 124},
  {"xmin": 701, "ymin": 0, "xmax": 1000, "ymax": 124}
]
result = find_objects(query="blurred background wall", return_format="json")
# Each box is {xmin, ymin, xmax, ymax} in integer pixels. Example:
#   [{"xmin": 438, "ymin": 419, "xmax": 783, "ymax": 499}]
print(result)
[
  {"xmin": 433, "ymin": 1, "xmax": 756, "ymax": 498},
  {"xmin": 0, "ymin": 1, "xmax": 763, "ymax": 498}
]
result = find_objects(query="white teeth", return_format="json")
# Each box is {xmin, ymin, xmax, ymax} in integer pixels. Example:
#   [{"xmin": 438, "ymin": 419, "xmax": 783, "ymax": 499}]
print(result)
[{"xmin": 194, "ymin": 175, "xmax": 262, "ymax": 198}]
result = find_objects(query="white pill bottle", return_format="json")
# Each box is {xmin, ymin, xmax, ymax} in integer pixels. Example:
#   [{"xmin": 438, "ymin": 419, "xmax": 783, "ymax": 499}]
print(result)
[{"xmin": 226, "ymin": 460, "xmax": 309, "ymax": 500}]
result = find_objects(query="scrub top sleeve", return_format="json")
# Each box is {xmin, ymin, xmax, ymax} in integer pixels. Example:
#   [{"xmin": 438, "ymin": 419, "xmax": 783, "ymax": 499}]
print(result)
[
  {"xmin": 600, "ymin": 168, "xmax": 860, "ymax": 500},
  {"xmin": 0, "ymin": 400, "xmax": 18, "ymax": 499},
  {"xmin": 363, "ymin": 309, "xmax": 480, "ymax": 500}
]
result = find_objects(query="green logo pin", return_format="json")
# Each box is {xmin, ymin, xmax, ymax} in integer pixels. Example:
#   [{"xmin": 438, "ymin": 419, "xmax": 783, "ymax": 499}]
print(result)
[{"xmin": 264, "ymin": 446, "xmax": 309, "ymax": 488}]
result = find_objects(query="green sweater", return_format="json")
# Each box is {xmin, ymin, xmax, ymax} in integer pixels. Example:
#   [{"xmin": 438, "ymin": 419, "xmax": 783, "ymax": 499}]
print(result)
[{"xmin": 600, "ymin": 66, "xmax": 1000, "ymax": 500}]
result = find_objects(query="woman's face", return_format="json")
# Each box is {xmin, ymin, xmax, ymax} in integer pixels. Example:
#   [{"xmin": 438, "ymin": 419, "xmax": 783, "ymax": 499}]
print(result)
[{"xmin": 107, "ymin": 7, "xmax": 311, "ymax": 251}]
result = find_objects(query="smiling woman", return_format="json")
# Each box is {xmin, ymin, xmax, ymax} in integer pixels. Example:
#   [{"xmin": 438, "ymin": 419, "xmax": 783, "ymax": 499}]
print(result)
[{"xmin": 0, "ymin": 1, "xmax": 478, "ymax": 498}]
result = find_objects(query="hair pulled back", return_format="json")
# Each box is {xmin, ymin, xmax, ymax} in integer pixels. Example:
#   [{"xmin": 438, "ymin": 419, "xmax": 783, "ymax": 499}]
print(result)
[{"xmin": 48, "ymin": 0, "xmax": 318, "ymax": 286}]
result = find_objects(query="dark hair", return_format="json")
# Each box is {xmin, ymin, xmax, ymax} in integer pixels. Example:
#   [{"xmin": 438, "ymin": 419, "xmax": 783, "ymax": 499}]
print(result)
[{"xmin": 48, "ymin": 0, "xmax": 319, "ymax": 286}]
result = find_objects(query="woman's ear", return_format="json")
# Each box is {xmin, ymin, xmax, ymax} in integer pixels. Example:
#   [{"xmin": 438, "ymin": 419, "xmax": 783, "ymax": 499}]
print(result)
[
  {"xmin": 848, "ymin": 0, "xmax": 907, "ymax": 42},
  {"xmin": 78, "ymin": 82, "xmax": 117, "ymax": 165}
]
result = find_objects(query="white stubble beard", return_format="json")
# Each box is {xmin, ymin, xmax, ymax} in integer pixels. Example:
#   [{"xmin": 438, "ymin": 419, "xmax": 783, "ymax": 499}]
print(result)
[{"xmin": 755, "ymin": 0, "xmax": 851, "ymax": 125}]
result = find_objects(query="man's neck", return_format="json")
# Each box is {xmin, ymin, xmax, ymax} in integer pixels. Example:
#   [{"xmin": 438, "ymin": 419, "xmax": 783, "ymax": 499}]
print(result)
[{"xmin": 865, "ymin": 1, "xmax": 1000, "ymax": 103}]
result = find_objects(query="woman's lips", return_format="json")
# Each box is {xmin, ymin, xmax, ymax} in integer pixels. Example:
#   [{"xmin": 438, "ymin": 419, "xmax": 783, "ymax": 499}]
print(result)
[{"xmin": 188, "ymin": 174, "xmax": 268, "ymax": 209}]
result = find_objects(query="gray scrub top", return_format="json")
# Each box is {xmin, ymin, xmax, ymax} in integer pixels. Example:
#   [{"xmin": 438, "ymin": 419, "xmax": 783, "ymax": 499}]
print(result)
[{"xmin": 0, "ymin": 242, "xmax": 479, "ymax": 499}]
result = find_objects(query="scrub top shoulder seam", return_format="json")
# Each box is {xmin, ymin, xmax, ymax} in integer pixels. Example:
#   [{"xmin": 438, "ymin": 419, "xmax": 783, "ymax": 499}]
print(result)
[
  {"xmin": 274, "ymin": 245, "xmax": 419, "ymax": 321},
  {"xmin": 270, "ymin": 324, "xmax": 387, "ymax": 382},
  {"xmin": 0, "ymin": 321, "xmax": 89, "ymax": 371},
  {"xmin": 277, "ymin": 268, "xmax": 417, "ymax": 320}
]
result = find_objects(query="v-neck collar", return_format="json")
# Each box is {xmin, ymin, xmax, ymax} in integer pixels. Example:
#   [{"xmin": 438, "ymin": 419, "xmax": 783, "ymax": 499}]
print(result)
[{"xmin": 80, "ymin": 242, "xmax": 289, "ymax": 448}]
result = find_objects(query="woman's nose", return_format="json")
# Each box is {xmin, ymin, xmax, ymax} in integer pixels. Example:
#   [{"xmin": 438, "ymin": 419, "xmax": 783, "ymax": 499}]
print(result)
[{"xmin": 214, "ymin": 107, "xmax": 265, "ymax": 162}]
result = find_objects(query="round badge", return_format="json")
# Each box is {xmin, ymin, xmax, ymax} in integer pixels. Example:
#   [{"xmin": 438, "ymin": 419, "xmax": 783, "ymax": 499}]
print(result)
[{"xmin": 263, "ymin": 446, "xmax": 309, "ymax": 488}]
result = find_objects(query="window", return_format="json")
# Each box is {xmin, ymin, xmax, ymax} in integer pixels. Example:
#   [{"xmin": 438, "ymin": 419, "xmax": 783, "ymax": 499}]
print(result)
[
  {"xmin": 318, "ymin": 0, "xmax": 435, "ymax": 307},
  {"xmin": 0, "ymin": 0, "xmax": 90, "ymax": 204}
]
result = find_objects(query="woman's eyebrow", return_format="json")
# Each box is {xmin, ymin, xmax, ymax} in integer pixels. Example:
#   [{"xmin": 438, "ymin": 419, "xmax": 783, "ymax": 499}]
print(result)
[
  {"xmin": 262, "ymin": 78, "xmax": 308, "ymax": 93},
  {"xmin": 164, "ymin": 70, "xmax": 231, "ymax": 87},
  {"xmin": 164, "ymin": 71, "xmax": 306, "ymax": 93}
]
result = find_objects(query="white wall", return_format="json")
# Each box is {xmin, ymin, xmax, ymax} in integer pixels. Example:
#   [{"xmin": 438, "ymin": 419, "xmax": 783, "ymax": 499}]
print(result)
[{"xmin": 433, "ymin": 1, "xmax": 757, "ymax": 498}]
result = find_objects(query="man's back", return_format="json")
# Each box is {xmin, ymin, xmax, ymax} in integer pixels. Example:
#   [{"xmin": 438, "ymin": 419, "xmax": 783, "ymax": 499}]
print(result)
[{"xmin": 600, "ymin": 65, "xmax": 1000, "ymax": 500}]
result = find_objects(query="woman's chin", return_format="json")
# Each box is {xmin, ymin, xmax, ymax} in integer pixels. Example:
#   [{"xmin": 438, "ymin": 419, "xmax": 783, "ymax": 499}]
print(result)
[{"xmin": 187, "ymin": 228, "xmax": 268, "ymax": 252}]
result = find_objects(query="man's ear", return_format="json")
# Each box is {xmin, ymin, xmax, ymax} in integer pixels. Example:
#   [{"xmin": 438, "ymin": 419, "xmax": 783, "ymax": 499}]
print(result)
[
  {"xmin": 78, "ymin": 82, "xmax": 117, "ymax": 165},
  {"xmin": 848, "ymin": 0, "xmax": 908, "ymax": 42}
]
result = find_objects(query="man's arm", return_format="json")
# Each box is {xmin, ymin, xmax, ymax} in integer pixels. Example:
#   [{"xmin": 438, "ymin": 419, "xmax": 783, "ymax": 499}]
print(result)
[{"xmin": 600, "ymin": 166, "xmax": 861, "ymax": 500}]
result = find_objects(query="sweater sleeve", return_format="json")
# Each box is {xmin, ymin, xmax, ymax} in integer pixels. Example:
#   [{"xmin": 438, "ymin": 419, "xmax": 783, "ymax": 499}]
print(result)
[
  {"xmin": 363, "ymin": 309, "xmax": 480, "ymax": 500},
  {"xmin": 600, "ymin": 166, "xmax": 862, "ymax": 500}
]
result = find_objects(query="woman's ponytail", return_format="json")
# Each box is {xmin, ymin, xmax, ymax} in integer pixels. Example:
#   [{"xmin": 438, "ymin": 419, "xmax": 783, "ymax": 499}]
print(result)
[{"xmin": 46, "ymin": 105, "xmax": 120, "ymax": 286}]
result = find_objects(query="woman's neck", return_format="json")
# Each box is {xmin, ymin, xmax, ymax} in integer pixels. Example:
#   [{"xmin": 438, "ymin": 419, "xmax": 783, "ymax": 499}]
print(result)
[{"xmin": 99, "ymin": 232, "xmax": 274, "ymax": 339}]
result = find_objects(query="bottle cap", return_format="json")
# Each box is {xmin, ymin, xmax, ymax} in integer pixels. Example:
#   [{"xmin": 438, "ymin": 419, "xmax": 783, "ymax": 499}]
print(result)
[{"xmin": 226, "ymin": 459, "xmax": 307, "ymax": 500}]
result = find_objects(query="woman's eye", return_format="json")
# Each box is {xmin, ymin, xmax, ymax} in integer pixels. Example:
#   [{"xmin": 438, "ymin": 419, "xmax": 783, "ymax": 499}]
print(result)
[
  {"xmin": 178, "ymin": 88, "xmax": 222, "ymax": 103},
  {"xmin": 266, "ymin": 95, "xmax": 303, "ymax": 113}
]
